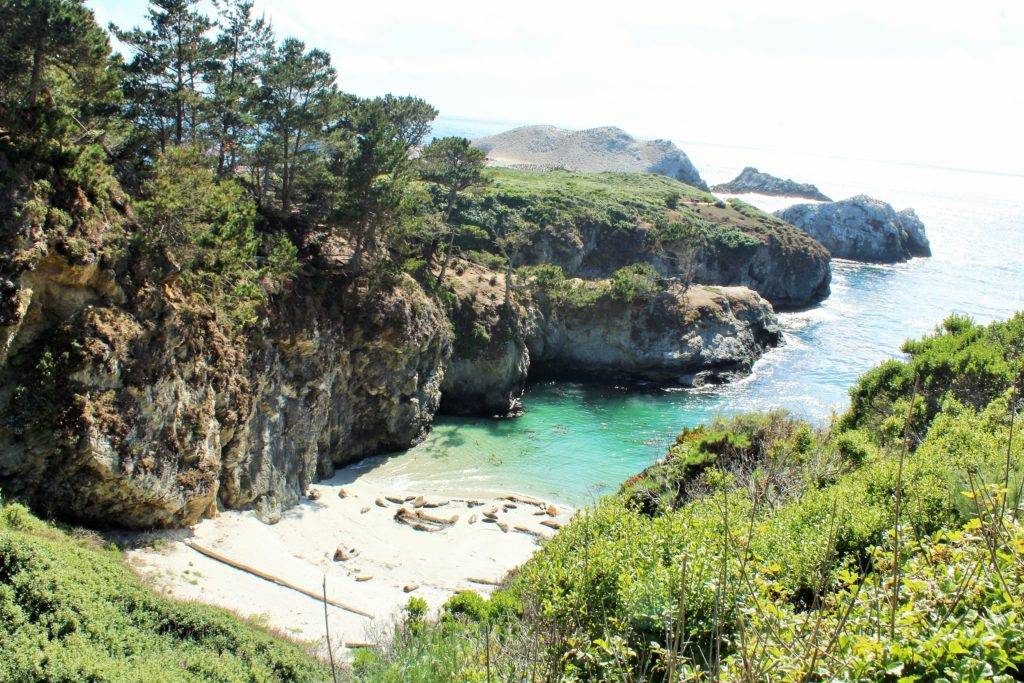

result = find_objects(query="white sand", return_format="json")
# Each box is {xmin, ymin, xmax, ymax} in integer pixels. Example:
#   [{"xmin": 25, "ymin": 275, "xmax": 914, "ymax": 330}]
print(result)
[{"xmin": 125, "ymin": 466, "xmax": 572, "ymax": 654}]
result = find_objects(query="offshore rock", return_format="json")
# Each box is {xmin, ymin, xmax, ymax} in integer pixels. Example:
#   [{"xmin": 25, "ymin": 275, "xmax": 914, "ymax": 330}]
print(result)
[
  {"xmin": 775, "ymin": 195, "xmax": 931, "ymax": 263},
  {"xmin": 711, "ymin": 167, "xmax": 831, "ymax": 201}
]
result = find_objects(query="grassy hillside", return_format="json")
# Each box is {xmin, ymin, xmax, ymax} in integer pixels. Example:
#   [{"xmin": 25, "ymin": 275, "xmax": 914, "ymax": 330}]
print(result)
[
  {"xmin": 351, "ymin": 313, "xmax": 1024, "ymax": 681},
  {"xmin": 457, "ymin": 168, "xmax": 799, "ymax": 258},
  {"xmin": 453, "ymin": 169, "xmax": 812, "ymax": 260},
  {"xmin": 0, "ymin": 503, "xmax": 329, "ymax": 682}
]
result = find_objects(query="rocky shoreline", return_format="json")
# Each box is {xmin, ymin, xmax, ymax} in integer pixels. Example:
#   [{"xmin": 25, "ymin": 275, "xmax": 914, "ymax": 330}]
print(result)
[{"xmin": 441, "ymin": 263, "xmax": 781, "ymax": 416}]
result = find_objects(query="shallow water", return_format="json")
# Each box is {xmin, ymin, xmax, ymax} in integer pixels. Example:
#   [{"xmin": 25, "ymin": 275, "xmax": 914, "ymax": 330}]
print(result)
[{"xmin": 362, "ymin": 121, "xmax": 1024, "ymax": 505}]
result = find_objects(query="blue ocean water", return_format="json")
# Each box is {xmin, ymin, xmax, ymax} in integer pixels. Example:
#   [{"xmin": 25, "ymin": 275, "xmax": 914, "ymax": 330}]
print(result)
[{"xmin": 360, "ymin": 118, "xmax": 1024, "ymax": 506}]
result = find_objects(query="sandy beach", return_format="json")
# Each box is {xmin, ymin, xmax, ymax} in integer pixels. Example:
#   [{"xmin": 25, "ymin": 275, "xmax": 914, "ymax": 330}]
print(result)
[{"xmin": 125, "ymin": 464, "xmax": 573, "ymax": 655}]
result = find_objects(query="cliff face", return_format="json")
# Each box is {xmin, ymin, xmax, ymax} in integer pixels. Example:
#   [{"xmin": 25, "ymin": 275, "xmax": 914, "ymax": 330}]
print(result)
[
  {"xmin": 439, "ymin": 264, "xmax": 781, "ymax": 416},
  {"xmin": 456, "ymin": 170, "xmax": 831, "ymax": 311},
  {"xmin": 710, "ymin": 167, "xmax": 832, "ymax": 201},
  {"xmin": 0, "ymin": 155, "xmax": 798, "ymax": 529},
  {"xmin": 530, "ymin": 284, "xmax": 780, "ymax": 385},
  {"xmin": 0, "ymin": 237, "xmax": 451, "ymax": 527},
  {"xmin": 517, "ymin": 208, "xmax": 831, "ymax": 311},
  {"xmin": 440, "ymin": 265, "xmax": 531, "ymax": 416},
  {"xmin": 774, "ymin": 196, "xmax": 931, "ymax": 263}
]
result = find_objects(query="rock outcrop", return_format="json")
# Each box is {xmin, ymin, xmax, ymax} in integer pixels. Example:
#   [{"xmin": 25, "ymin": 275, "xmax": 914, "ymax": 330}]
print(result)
[
  {"xmin": 439, "ymin": 264, "xmax": 781, "ymax": 416},
  {"xmin": 440, "ymin": 265, "xmax": 531, "ymax": 416},
  {"xmin": 0, "ymin": 234, "xmax": 451, "ymax": 527},
  {"xmin": 515, "ymin": 198, "xmax": 831, "ymax": 311},
  {"xmin": 774, "ymin": 196, "xmax": 931, "ymax": 263},
  {"xmin": 474, "ymin": 125, "xmax": 708, "ymax": 189},
  {"xmin": 457, "ymin": 170, "xmax": 831, "ymax": 311},
  {"xmin": 530, "ymin": 284, "xmax": 780, "ymax": 385},
  {"xmin": 711, "ymin": 167, "xmax": 831, "ymax": 201}
]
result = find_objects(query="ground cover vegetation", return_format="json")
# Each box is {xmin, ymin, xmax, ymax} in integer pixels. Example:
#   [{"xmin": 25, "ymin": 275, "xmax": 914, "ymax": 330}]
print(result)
[{"xmin": 351, "ymin": 313, "xmax": 1024, "ymax": 682}]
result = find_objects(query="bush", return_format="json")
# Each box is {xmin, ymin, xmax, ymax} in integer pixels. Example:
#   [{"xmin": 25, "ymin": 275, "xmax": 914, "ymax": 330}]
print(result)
[
  {"xmin": 608, "ymin": 263, "xmax": 660, "ymax": 302},
  {"xmin": 0, "ymin": 502, "xmax": 328, "ymax": 682}
]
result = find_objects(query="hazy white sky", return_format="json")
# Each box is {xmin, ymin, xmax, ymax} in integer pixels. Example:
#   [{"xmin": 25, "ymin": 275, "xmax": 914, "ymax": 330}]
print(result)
[{"xmin": 90, "ymin": 0, "xmax": 1023, "ymax": 174}]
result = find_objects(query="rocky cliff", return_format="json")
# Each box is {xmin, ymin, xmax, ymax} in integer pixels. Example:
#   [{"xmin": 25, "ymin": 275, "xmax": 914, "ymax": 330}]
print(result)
[
  {"xmin": 774, "ymin": 196, "xmax": 931, "ymax": 263},
  {"xmin": 474, "ymin": 125, "xmax": 708, "ymax": 190},
  {"xmin": 439, "ymin": 263, "xmax": 781, "ymax": 416},
  {"xmin": 464, "ymin": 170, "xmax": 832, "ymax": 310},
  {"xmin": 0, "ymin": 228, "xmax": 451, "ymax": 527},
  {"xmin": 711, "ymin": 167, "xmax": 831, "ymax": 201},
  {"xmin": 0, "ymin": 155, "xmax": 794, "ymax": 529}
]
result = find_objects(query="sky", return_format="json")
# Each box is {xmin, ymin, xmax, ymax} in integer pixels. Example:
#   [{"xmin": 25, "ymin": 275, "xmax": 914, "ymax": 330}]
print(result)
[{"xmin": 88, "ymin": 0, "xmax": 1024, "ymax": 175}]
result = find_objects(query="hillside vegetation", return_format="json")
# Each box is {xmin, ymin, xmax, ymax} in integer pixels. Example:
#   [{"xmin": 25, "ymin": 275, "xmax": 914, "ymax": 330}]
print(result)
[
  {"xmin": 0, "ymin": 501, "xmax": 329, "ymax": 681},
  {"xmin": 351, "ymin": 313, "xmax": 1024, "ymax": 681},
  {"xmin": 449, "ymin": 168, "xmax": 831, "ymax": 309}
]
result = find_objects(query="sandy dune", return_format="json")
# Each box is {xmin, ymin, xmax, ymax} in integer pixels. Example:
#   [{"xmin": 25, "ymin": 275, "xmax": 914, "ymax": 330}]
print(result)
[{"xmin": 125, "ymin": 466, "xmax": 572, "ymax": 654}]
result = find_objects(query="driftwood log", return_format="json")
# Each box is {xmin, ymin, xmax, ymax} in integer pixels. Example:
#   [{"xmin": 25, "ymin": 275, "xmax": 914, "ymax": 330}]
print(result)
[{"xmin": 184, "ymin": 541, "xmax": 373, "ymax": 619}]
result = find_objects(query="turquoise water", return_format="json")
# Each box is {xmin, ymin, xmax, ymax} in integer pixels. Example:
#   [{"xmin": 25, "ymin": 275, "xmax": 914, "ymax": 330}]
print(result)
[{"xmin": 363, "ymin": 120, "xmax": 1024, "ymax": 505}]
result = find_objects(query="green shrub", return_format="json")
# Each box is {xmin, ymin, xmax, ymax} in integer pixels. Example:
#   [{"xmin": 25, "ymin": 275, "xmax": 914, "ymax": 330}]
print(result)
[
  {"xmin": 136, "ymin": 147, "xmax": 298, "ymax": 329},
  {"xmin": 608, "ymin": 263, "xmax": 660, "ymax": 302},
  {"xmin": 0, "ymin": 503, "xmax": 328, "ymax": 682}
]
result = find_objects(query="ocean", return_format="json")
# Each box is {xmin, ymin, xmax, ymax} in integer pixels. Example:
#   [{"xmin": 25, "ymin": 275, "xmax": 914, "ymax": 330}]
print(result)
[{"xmin": 353, "ymin": 117, "xmax": 1024, "ymax": 506}]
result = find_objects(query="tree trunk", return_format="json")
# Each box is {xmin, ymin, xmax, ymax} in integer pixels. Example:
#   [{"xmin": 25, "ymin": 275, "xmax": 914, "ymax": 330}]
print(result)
[
  {"xmin": 432, "ymin": 188, "xmax": 460, "ymax": 288},
  {"xmin": 28, "ymin": 34, "xmax": 46, "ymax": 108},
  {"xmin": 281, "ymin": 130, "xmax": 291, "ymax": 213},
  {"xmin": 175, "ymin": 35, "xmax": 184, "ymax": 143}
]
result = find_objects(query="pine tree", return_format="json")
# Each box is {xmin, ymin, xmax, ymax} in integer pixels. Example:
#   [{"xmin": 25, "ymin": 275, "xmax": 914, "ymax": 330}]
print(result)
[
  {"xmin": 113, "ymin": 0, "xmax": 214, "ymax": 154},
  {"xmin": 417, "ymin": 136, "xmax": 488, "ymax": 283},
  {"xmin": 257, "ymin": 38, "xmax": 338, "ymax": 214},
  {"xmin": 0, "ymin": 0, "xmax": 115, "ymax": 127},
  {"xmin": 208, "ymin": 0, "xmax": 274, "ymax": 177},
  {"xmin": 335, "ymin": 95, "xmax": 437, "ymax": 252}
]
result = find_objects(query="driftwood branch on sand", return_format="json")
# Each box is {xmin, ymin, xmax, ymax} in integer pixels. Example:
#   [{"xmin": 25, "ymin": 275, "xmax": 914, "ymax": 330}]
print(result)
[
  {"xmin": 467, "ymin": 576, "xmax": 502, "ymax": 586},
  {"xmin": 184, "ymin": 540, "xmax": 374, "ymax": 619}
]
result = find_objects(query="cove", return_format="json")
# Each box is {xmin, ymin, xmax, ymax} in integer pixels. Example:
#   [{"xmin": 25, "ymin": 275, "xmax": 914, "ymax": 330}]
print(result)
[{"xmin": 360, "ymin": 130, "xmax": 1024, "ymax": 505}]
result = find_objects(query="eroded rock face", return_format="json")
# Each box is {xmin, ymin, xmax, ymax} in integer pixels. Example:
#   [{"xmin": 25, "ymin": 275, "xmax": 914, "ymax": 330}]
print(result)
[
  {"xmin": 531, "ymin": 285, "xmax": 780, "ymax": 385},
  {"xmin": 711, "ymin": 167, "xmax": 831, "ymax": 201},
  {"xmin": 439, "ymin": 265, "xmax": 781, "ymax": 416},
  {"xmin": 517, "ymin": 216, "xmax": 832, "ymax": 311},
  {"xmin": 775, "ymin": 196, "xmax": 931, "ymax": 263},
  {"xmin": 440, "ymin": 265, "xmax": 531, "ymax": 416},
  {"xmin": 0, "ymin": 244, "xmax": 451, "ymax": 527},
  {"xmin": 474, "ymin": 125, "xmax": 708, "ymax": 189}
]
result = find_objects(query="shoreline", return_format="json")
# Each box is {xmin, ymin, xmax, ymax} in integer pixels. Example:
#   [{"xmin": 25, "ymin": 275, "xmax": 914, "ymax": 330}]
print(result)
[{"xmin": 125, "ymin": 466, "xmax": 573, "ymax": 654}]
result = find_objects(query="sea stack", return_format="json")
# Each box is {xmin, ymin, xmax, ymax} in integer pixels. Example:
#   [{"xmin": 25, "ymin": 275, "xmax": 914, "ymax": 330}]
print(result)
[{"xmin": 775, "ymin": 195, "xmax": 930, "ymax": 263}]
